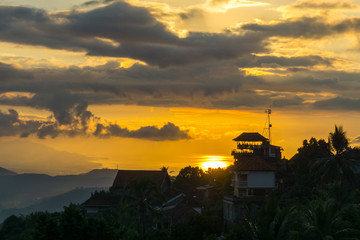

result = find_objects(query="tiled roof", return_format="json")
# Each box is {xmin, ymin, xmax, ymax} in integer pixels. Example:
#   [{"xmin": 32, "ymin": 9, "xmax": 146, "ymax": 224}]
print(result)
[
  {"xmin": 235, "ymin": 157, "xmax": 276, "ymax": 171},
  {"xmin": 112, "ymin": 170, "xmax": 168, "ymax": 189},
  {"xmin": 82, "ymin": 194, "xmax": 122, "ymax": 207},
  {"xmin": 233, "ymin": 132, "xmax": 268, "ymax": 142}
]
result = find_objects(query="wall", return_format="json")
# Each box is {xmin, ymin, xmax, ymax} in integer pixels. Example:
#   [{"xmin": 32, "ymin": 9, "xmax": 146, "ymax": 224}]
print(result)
[{"xmin": 247, "ymin": 172, "xmax": 275, "ymax": 188}]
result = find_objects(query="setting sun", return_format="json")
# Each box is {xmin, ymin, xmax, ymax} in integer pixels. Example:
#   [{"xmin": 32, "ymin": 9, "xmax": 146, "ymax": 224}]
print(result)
[{"xmin": 200, "ymin": 155, "xmax": 232, "ymax": 170}]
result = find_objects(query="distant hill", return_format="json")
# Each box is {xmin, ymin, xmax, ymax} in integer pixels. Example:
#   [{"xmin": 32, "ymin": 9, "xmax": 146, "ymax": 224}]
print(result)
[
  {"xmin": 0, "ymin": 168, "xmax": 118, "ymax": 210},
  {"xmin": 0, "ymin": 187, "xmax": 106, "ymax": 223},
  {"xmin": 0, "ymin": 167, "xmax": 17, "ymax": 176}
]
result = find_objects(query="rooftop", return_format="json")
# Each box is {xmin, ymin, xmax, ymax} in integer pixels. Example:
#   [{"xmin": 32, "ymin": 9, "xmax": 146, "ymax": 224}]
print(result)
[
  {"xmin": 112, "ymin": 170, "xmax": 168, "ymax": 189},
  {"xmin": 233, "ymin": 132, "xmax": 268, "ymax": 142},
  {"xmin": 234, "ymin": 157, "xmax": 277, "ymax": 171},
  {"xmin": 82, "ymin": 194, "xmax": 122, "ymax": 207}
]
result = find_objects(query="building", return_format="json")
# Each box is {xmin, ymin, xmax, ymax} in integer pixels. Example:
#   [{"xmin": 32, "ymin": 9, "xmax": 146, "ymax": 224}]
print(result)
[
  {"xmin": 111, "ymin": 169, "xmax": 171, "ymax": 194},
  {"xmin": 224, "ymin": 132, "xmax": 283, "ymax": 223},
  {"xmin": 232, "ymin": 132, "xmax": 282, "ymax": 163},
  {"xmin": 82, "ymin": 169, "xmax": 171, "ymax": 215}
]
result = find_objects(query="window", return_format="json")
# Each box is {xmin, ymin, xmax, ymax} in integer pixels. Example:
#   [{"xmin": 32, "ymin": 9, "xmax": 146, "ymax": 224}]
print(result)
[{"xmin": 238, "ymin": 174, "xmax": 247, "ymax": 186}]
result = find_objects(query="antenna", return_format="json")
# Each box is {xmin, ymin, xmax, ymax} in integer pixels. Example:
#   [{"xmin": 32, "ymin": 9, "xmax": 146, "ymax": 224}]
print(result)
[{"xmin": 262, "ymin": 108, "xmax": 272, "ymax": 143}]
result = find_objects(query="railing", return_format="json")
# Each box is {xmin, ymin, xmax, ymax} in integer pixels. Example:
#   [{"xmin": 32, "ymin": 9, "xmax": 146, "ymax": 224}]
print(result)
[{"xmin": 237, "ymin": 143, "xmax": 263, "ymax": 150}]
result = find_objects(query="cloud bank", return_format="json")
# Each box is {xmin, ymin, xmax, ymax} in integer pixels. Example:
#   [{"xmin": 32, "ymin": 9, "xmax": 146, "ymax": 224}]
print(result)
[
  {"xmin": 0, "ymin": 0, "xmax": 360, "ymax": 142},
  {"xmin": 0, "ymin": 108, "xmax": 190, "ymax": 140}
]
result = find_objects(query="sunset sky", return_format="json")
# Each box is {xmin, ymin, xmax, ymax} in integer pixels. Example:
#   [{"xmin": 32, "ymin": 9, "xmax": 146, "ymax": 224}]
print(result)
[{"xmin": 1, "ymin": 0, "xmax": 360, "ymax": 175}]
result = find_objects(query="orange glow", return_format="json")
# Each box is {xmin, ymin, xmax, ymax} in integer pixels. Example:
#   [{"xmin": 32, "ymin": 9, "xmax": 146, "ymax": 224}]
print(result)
[{"xmin": 200, "ymin": 155, "xmax": 231, "ymax": 171}]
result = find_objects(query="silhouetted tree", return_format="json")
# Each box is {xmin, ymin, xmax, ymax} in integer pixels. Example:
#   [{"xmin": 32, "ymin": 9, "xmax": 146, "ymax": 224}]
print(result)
[
  {"xmin": 60, "ymin": 204, "xmax": 86, "ymax": 240},
  {"xmin": 173, "ymin": 166, "xmax": 206, "ymax": 191},
  {"xmin": 124, "ymin": 177, "xmax": 164, "ymax": 238},
  {"xmin": 310, "ymin": 125, "xmax": 359, "ymax": 185},
  {"xmin": 289, "ymin": 137, "xmax": 330, "ymax": 190},
  {"xmin": 297, "ymin": 198, "xmax": 360, "ymax": 239},
  {"xmin": 0, "ymin": 215, "xmax": 25, "ymax": 240},
  {"xmin": 246, "ymin": 197, "xmax": 301, "ymax": 240},
  {"xmin": 329, "ymin": 125, "xmax": 349, "ymax": 155},
  {"xmin": 30, "ymin": 212, "xmax": 61, "ymax": 240}
]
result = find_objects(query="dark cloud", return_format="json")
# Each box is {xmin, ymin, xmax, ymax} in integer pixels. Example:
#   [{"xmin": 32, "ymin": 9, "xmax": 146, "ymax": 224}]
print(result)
[
  {"xmin": 0, "ymin": 109, "xmax": 190, "ymax": 140},
  {"xmin": 94, "ymin": 122, "xmax": 190, "ymax": 140},
  {"xmin": 352, "ymin": 136, "xmax": 360, "ymax": 144},
  {"xmin": 0, "ymin": 60, "xmax": 249, "ymax": 108},
  {"xmin": 0, "ymin": 109, "xmax": 43, "ymax": 137},
  {"xmin": 0, "ymin": 2, "xmax": 267, "ymax": 67},
  {"xmin": 80, "ymin": 0, "xmax": 114, "ymax": 7},
  {"xmin": 0, "ymin": 62, "xmax": 33, "ymax": 81},
  {"xmin": 313, "ymin": 97, "xmax": 360, "ymax": 111},
  {"xmin": 291, "ymin": 0, "xmax": 357, "ymax": 9},
  {"xmin": 1, "ymin": 56, "xmax": 358, "ymax": 113},
  {"xmin": 237, "ymin": 55, "xmax": 333, "ymax": 68},
  {"xmin": 29, "ymin": 91, "xmax": 93, "ymax": 126},
  {"xmin": 211, "ymin": 90, "xmax": 304, "ymax": 109},
  {"xmin": 241, "ymin": 17, "xmax": 360, "ymax": 39}
]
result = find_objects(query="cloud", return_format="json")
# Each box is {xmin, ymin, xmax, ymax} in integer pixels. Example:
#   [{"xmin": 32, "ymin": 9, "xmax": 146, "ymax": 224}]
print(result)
[
  {"xmin": 0, "ymin": 108, "xmax": 190, "ymax": 140},
  {"xmin": 80, "ymin": 0, "xmax": 114, "ymax": 7},
  {"xmin": 179, "ymin": 8, "xmax": 204, "ymax": 20},
  {"xmin": 29, "ymin": 91, "xmax": 93, "ymax": 126},
  {"xmin": 237, "ymin": 55, "xmax": 333, "ymax": 68},
  {"xmin": 241, "ymin": 16, "xmax": 360, "ymax": 39},
  {"xmin": 0, "ymin": 2, "xmax": 267, "ymax": 67},
  {"xmin": 0, "ymin": 54, "xmax": 355, "ymax": 113},
  {"xmin": 0, "ymin": 109, "xmax": 42, "ymax": 137},
  {"xmin": 351, "ymin": 136, "xmax": 360, "ymax": 144},
  {"xmin": 94, "ymin": 122, "xmax": 190, "ymax": 140},
  {"xmin": 291, "ymin": 0, "xmax": 357, "ymax": 10},
  {"xmin": 313, "ymin": 97, "xmax": 360, "ymax": 111},
  {"xmin": 205, "ymin": 0, "xmax": 269, "ymax": 12}
]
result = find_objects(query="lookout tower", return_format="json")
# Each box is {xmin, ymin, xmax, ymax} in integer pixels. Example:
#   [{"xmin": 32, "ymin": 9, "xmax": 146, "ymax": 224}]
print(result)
[
  {"xmin": 232, "ymin": 132, "xmax": 282, "ymax": 162},
  {"xmin": 224, "ymin": 111, "xmax": 286, "ymax": 223}
]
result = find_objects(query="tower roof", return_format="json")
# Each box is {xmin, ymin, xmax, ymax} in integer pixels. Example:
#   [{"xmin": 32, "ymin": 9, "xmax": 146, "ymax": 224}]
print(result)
[{"xmin": 233, "ymin": 132, "xmax": 268, "ymax": 142}]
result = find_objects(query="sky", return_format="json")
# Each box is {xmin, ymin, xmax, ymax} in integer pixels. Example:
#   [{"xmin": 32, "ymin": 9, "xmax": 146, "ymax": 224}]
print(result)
[{"xmin": 1, "ymin": 0, "xmax": 360, "ymax": 175}]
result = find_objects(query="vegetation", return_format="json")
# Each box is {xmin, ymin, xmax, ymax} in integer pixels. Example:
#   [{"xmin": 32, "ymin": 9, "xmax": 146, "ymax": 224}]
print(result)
[{"xmin": 1, "ymin": 125, "xmax": 360, "ymax": 239}]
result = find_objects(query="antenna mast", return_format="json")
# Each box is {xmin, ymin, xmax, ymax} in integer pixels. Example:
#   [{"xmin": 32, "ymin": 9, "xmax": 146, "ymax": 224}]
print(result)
[{"xmin": 263, "ymin": 108, "xmax": 272, "ymax": 143}]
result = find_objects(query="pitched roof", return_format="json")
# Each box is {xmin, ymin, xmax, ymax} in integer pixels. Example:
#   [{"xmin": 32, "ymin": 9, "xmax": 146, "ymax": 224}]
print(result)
[
  {"xmin": 235, "ymin": 157, "xmax": 276, "ymax": 171},
  {"xmin": 233, "ymin": 132, "xmax": 268, "ymax": 142},
  {"xmin": 82, "ymin": 194, "xmax": 122, "ymax": 207},
  {"xmin": 112, "ymin": 170, "xmax": 168, "ymax": 189}
]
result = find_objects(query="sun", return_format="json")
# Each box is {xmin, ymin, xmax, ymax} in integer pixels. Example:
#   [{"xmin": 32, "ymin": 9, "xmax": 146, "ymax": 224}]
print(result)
[{"xmin": 200, "ymin": 155, "xmax": 231, "ymax": 171}]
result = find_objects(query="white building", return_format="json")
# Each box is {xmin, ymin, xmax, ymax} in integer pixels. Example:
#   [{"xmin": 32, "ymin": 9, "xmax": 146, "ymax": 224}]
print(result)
[{"xmin": 224, "ymin": 132, "xmax": 282, "ymax": 223}]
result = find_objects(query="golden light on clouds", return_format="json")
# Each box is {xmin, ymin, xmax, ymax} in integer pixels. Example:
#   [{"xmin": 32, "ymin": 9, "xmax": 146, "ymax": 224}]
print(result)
[
  {"xmin": 205, "ymin": 0, "xmax": 269, "ymax": 12},
  {"xmin": 1, "ymin": 0, "xmax": 360, "ymax": 176}
]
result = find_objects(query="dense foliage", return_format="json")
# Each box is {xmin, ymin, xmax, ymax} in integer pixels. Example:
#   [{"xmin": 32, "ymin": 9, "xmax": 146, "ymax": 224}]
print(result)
[{"xmin": 1, "ymin": 125, "xmax": 360, "ymax": 239}]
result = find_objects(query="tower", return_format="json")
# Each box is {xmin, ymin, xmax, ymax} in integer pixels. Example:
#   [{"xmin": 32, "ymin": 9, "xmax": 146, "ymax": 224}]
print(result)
[{"xmin": 263, "ymin": 108, "xmax": 272, "ymax": 144}]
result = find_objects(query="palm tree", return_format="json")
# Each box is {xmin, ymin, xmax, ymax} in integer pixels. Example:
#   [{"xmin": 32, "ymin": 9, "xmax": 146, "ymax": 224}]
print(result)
[
  {"xmin": 329, "ymin": 125, "xmax": 349, "ymax": 155},
  {"xmin": 246, "ymin": 198, "xmax": 300, "ymax": 240},
  {"xmin": 310, "ymin": 125, "xmax": 359, "ymax": 185},
  {"xmin": 298, "ymin": 198, "xmax": 360, "ymax": 240}
]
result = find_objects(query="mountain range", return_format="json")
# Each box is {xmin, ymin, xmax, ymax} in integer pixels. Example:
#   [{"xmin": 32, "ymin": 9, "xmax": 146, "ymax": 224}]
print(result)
[{"xmin": 0, "ymin": 167, "xmax": 118, "ymax": 223}]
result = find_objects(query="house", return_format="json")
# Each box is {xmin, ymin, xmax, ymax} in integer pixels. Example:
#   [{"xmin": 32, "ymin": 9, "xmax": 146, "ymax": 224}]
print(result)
[
  {"xmin": 224, "ymin": 132, "xmax": 283, "ymax": 223},
  {"xmin": 111, "ymin": 169, "xmax": 171, "ymax": 194},
  {"xmin": 81, "ymin": 194, "xmax": 122, "ymax": 216},
  {"xmin": 82, "ymin": 169, "xmax": 171, "ymax": 215}
]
